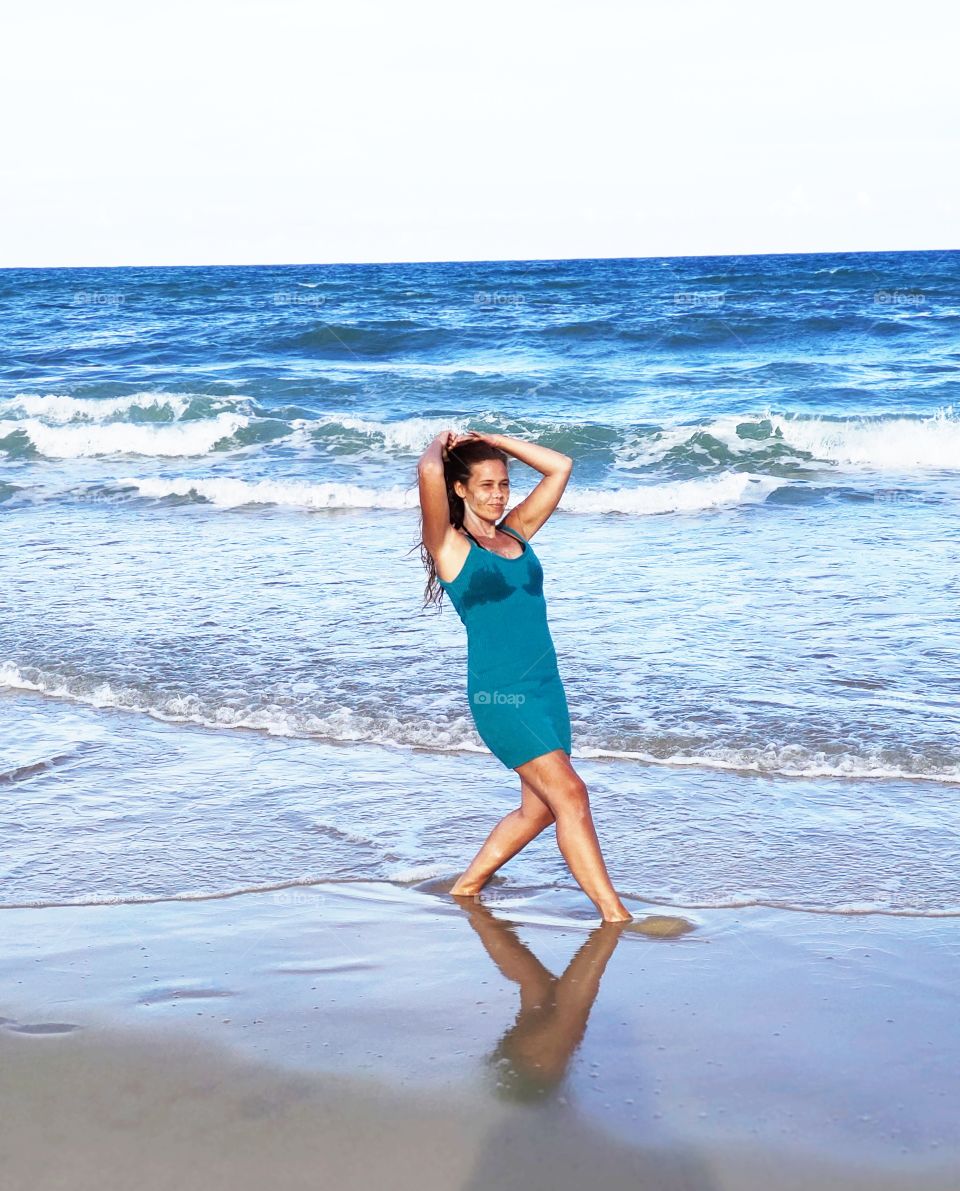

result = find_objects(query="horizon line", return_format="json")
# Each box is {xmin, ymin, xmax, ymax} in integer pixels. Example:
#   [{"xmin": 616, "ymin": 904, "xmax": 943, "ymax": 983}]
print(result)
[{"xmin": 1, "ymin": 245, "xmax": 956, "ymax": 274}]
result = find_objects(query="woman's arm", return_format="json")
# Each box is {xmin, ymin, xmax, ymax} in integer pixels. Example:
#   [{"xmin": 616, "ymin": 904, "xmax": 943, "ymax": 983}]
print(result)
[
  {"xmin": 417, "ymin": 430, "xmax": 452, "ymax": 475},
  {"xmin": 476, "ymin": 432, "xmax": 572, "ymax": 478},
  {"xmin": 417, "ymin": 430, "xmax": 457, "ymax": 556}
]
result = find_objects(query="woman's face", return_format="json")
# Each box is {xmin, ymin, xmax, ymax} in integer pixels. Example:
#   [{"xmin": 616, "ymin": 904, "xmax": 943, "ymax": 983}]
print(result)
[{"xmin": 456, "ymin": 460, "xmax": 509, "ymax": 522}]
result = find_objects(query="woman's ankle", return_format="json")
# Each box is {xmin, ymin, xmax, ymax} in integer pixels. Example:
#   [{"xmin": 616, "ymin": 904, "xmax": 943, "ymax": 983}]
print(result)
[
  {"xmin": 598, "ymin": 898, "xmax": 632, "ymax": 922},
  {"xmin": 450, "ymin": 875, "xmax": 484, "ymax": 896}
]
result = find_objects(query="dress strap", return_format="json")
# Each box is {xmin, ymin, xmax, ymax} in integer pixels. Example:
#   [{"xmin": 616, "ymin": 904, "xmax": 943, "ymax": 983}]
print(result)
[
  {"xmin": 498, "ymin": 522, "xmax": 526, "ymax": 544},
  {"xmin": 462, "ymin": 523, "xmax": 526, "ymax": 552}
]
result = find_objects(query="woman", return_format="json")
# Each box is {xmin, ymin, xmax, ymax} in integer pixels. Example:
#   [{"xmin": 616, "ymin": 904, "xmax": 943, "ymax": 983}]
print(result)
[{"xmin": 417, "ymin": 428, "xmax": 633, "ymax": 924}]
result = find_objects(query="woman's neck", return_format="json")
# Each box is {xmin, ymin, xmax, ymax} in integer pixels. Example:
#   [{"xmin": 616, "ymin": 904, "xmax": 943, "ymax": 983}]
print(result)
[{"xmin": 464, "ymin": 516, "xmax": 498, "ymax": 542}]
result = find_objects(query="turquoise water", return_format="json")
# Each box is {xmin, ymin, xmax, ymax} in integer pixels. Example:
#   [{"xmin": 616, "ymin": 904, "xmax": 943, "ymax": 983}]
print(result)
[{"xmin": 2, "ymin": 251, "xmax": 959, "ymax": 914}]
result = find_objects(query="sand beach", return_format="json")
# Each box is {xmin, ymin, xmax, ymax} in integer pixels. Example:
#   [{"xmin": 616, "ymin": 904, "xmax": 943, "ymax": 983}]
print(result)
[{"xmin": 2, "ymin": 878, "xmax": 957, "ymax": 1190}]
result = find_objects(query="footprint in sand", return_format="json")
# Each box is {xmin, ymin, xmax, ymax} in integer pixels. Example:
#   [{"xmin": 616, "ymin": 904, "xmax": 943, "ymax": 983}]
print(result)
[
  {"xmin": 4, "ymin": 1022, "xmax": 83, "ymax": 1034},
  {"xmin": 137, "ymin": 986, "xmax": 235, "ymax": 1006}
]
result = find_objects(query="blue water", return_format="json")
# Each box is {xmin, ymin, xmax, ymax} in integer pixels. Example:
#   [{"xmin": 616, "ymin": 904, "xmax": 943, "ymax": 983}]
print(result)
[{"xmin": 2, "ymin": 250, "xmax": 959, "ymax": 915}]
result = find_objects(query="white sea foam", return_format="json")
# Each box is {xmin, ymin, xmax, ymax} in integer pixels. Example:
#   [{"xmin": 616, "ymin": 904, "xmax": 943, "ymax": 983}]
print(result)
[
  {"xmin": 114, "ymin": 475, "xmax": 422, "ymax": 509},
  {"xmin": 1, "ymin": 390, "xmax": 251, "ymax": 423},
  {"xmin": 303, "ymin": 405, "xmax": 960, "ymax": 475},
  {"xmin": 5, "ymin": 661, "xmax": 958, "ymax": 785},
  {"xmin": 576, "ymin": 741, "xmax": 960, "ymax": 784},
  {"xmin": 0, "ymin": 413, "xmax": 249, "ymax": 458},
  {"xmin": 611, "ymin": 407, "xmax": 960, "ymax": 473},
  {"xmin": 560, "ymin": 472, "xmax": 782, "ymax": 514},
  {"xmin": 12, "ymin": 395, "xmax": 956, "ymax": 473},
  {"xmin": 312, "ymin": 413, "xmax": 469, "ymax": 451},
  {"xmin": 761, "ymin": 407, "xmax": 960, "ymax": 469},
  {"xmin": 0, "ymin": 662, "xmax": 485, "ymax": 755},
  {"xmin": 109, "ymin": 469, "xmax": 781, "ymax": 514}
]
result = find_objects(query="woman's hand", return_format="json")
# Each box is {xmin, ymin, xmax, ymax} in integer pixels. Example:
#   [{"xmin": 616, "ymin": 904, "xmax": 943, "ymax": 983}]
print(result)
[
  {"xmin": 423, "ymin": 429, "xmax": 492, "ymax": 465},
  {"xmin": 453, "ymin": 430, "xmax": 500, "ymax": 448},
  {"xmin": 419, "ymin": 429, "xmax": 458, "ymax": 472}
]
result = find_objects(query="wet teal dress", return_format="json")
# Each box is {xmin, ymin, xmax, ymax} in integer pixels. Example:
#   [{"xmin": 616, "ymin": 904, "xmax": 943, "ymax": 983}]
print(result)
[{"xmin": 437, "ymin": 522, "xmax": 571, "ymax": 769}]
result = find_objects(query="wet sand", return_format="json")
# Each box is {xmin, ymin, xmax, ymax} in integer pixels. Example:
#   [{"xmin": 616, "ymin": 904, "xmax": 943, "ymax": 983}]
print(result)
[{"xmin": 1, "ymin": 879, "xmax": 957, "ymax": 1190}]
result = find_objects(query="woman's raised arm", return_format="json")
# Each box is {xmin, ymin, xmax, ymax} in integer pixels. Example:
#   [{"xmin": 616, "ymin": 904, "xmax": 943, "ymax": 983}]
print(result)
[{"xmin": 418, "ymin": 430, "xmax": 456, "ymax": 556}]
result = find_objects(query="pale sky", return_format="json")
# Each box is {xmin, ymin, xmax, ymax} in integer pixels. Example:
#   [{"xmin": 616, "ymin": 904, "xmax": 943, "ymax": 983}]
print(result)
[{"xmin": 1, "ymin": 0, "xmax": 956, "ymax": 268}]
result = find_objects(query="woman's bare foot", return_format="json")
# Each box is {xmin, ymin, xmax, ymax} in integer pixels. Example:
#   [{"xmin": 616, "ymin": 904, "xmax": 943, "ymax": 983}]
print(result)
[
  {"xmin": 599, "ymin": 899, "xmax": 633, "ymax": 923},
  {"xmin": 449, "ymin": 878, "xmax": 483, "ymax": 897}
]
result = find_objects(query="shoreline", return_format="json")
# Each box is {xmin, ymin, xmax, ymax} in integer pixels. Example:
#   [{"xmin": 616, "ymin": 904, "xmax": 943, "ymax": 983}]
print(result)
[{"xmin": 2, "ymin": 879, "xmax": 958, "ymax": 1189}]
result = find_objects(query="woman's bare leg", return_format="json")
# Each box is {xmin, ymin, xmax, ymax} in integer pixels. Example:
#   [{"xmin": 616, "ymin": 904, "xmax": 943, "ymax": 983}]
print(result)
[
  {"xmin": 450, "ymin": 780, "xmax": 555, "ymax": 897},
  {"xmin": 517, "ymin": 750, "xmax": 632, "ymax": 923}
]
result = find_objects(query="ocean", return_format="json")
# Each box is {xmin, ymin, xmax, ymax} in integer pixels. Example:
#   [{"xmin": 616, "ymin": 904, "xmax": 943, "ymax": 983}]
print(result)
[{"xmin": 2, "ymin": 250, "xmax": 959, "ymax": 917}]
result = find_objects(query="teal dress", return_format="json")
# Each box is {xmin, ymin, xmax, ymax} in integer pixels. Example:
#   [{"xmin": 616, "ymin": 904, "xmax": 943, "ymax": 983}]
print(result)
[{"xmin": 437, "ymin": 522, "xmax": 572, "ymax": 769}]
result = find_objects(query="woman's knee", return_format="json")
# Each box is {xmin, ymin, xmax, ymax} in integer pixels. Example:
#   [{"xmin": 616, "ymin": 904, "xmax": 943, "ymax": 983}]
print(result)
[
  {"xmin": 559, "ymin": 777, "xmax": 590, "ymax": 817},
  {"xmin": 541, "ymin": 773, "xmax": 590, "ymax": 819},
  {"xmin": 519, "ymin": 757, "xmax": 591, "ymax": 816}
]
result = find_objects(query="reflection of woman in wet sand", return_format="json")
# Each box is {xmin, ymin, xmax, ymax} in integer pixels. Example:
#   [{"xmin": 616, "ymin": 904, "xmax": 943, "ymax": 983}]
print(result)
[
  {"xmin": 455, "ymin": 901, "xmax": 713, "ymax": 1191},
  {"xmin": 459, "ymin": 898, "xmax": 624, "ymax": 1101}
]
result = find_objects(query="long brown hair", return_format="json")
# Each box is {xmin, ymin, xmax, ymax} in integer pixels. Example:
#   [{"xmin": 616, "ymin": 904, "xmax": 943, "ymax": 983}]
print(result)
[{"xmin": 414, "ymin": 439, "xmax": 510, "ymax": 611}]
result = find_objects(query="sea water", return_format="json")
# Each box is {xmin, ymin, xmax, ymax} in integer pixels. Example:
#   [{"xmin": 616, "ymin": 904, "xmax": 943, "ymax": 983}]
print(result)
[{"xmin": 2, "ymin": 251, "xmax": 959, "ymax": 915}]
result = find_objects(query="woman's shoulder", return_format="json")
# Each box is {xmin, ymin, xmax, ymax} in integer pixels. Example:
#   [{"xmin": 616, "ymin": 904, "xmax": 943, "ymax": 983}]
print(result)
[{"xmin": 497, "ymin": 518, "xmax": 528, "ymax": 543}]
